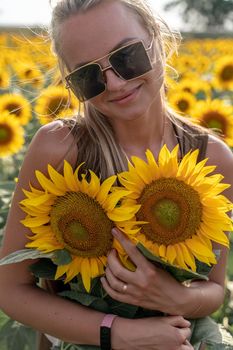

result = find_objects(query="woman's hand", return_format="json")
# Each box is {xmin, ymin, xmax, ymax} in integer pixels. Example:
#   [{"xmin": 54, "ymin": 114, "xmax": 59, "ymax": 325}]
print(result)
[
  {"xmin": 111, "ymin": 315, "xmax": 193, "ymax": 350},
  {"xmin": 101, "ymin": 228, "xmax": 187, "ymax": 315}
]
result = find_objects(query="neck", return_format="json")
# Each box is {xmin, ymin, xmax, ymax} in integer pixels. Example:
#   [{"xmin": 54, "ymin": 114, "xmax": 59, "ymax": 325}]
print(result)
[{"xmin": 112, "ymin": 98, "xmax": 167, "ymax": 160}]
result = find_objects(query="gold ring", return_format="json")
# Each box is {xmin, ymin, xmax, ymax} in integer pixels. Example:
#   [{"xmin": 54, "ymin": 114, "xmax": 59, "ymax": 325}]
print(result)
[{"xmin": 122, "ymin": 283, "xmax": 128, "ymax": 292}]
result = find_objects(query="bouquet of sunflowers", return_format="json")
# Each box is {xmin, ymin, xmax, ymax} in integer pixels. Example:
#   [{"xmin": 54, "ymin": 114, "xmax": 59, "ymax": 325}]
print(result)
[{"xmin": 1, "ymin": 145, "xmax": 233, "ymax": 350}]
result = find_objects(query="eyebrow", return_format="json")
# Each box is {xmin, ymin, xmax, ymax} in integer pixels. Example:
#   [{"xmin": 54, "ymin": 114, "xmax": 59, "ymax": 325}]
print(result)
[{"xmin": 74, "ymin": 36, "xmax": 137, "ymax": 69}]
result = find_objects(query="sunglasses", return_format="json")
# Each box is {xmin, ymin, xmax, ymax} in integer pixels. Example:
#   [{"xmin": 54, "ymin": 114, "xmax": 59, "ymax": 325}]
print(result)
[{"xmin": 65, "ymin": 35, "xmax": 154, "ymax": 101}]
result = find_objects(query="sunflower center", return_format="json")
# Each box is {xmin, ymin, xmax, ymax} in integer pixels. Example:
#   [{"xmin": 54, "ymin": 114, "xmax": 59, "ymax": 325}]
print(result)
[
  {"xmin": 221, "ymin": 65, "xmax": 233, "ymax": 82},
  {"xmin": 0, "ymin": 124, "xmax": 12, "ymax": 144},
  {"xmin": 177, "ymin": 99, "xmax": 189, "ymax": 112},
  {"xmin": 67, "ymin": 221, "xmax": 89, "ymax": 241},
  {"xmin": 137, "ymin": 178, "xmax": 202, "ymax": 245},
  {"xmin": 153, "ymin": 198, "xmax": 181, "ymax": 230},
  {"xmin": 5, "ymin": 103, "xmax": 21, "ymax": 116},
  {"xmin": 25, "ymin": 69, "xmax": 33, "ymax": 77},
  {"xmin": 202, "ymin": 111, "xmax": 226, "ymax": 133},
  {"xmin": 50, "ymin": 191, "xmax": 113, "ymax": 257},
  {"xmin": 47, "ymin": 97, "xmax": 68, "ymax": 115}
]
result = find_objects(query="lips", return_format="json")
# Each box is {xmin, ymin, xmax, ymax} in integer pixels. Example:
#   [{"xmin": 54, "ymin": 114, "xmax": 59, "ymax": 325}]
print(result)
[{"xmin": 109, "ymin": 85, "xmax": 141, "ymax": 103}]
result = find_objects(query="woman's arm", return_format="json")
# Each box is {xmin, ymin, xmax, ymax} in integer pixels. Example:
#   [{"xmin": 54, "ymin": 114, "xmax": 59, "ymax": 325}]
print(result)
[
  {"xmin": 102, "ymin": 135, "xmax": 233, "ymax": 319},
  {"xmin": 0, "ymin": 121, "xmax": 104, "ymax": 345}
]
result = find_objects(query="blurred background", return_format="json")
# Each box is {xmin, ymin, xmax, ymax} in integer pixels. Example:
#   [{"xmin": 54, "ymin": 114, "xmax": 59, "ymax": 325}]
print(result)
[
  {"xmin": 0, "ymin": 0, "xmax": 233, "ymax": 32},
  {"xmin": 0, "ymin": 1, "xmax": 233, "ymax": 349}
]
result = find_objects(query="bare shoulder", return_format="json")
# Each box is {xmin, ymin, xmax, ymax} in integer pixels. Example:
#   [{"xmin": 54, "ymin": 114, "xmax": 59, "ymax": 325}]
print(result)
[
  {"xmin": 24, "ymin": 120, "xmax": 78, "ymax": 174},
  {"xmin": 206, "ymin": 134, "xmax": 233, "ymax": 201}
]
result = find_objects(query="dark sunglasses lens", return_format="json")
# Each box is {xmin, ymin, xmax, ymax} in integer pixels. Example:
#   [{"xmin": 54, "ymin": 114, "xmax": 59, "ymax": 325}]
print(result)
[
  {"xmin": 110, "ymin": 41, "xmax": 152, "ymax": 80},
  {"xmin": 68, "ymin": 64, "xmax": 105, "ymax": 101}
]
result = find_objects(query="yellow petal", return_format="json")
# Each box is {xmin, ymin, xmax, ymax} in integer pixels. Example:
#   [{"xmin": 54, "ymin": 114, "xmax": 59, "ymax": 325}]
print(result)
[
  {"xmin": 90, "ymin": 258, "xmax": 99, "ymax": 278},
  {"xmin": 159, "ymin": 244, "xmax": 167, "ymax": 260},
  {"xmin": 200, "ymin": 225, "xmax": 229, "ymax": 247},
  {"xmin": 63, "ymin": 160, "xmax": 80, "ymax": 191},
  {"xmin": 166, "ymin": 244, "xmax": 177, "ymax": 264},
  {"xmin": 64, "ymin": 257, "xmax": 81, "ymax": 283},
  {"xmin": 48, "ymin": 164, "xmax": 67, "ymax": 192},
  {"xmin": 108, "ymin": 206, "xmax": 140, "ymax": 222},
  {"xmin": 104, "ymin": 190, "xmax": 132, "ymax": 211},
  {"xmin": 131, "ymin": 156, "xmax": 152, "ymax": 184},
  {"xmin": 87, "ymin": 170, "xmax": 101, "ymax": 198},
  {"xmin": 96, "ymin": 175, "xmax": 117, "ymax": 205},
  {"xmin": 20, "ymin": 193, "xmax": 55, "ymax": 207},
  {"xmin": 185, "ymin": 236, "xmax": 214, "ymax": 257},
  {"xmin": 55, "ymin": 264, "xmax": 68, "ymax": 280},
  {"xmin": 36, "ymin": 170, "xmax": 64, "ymax": 195},
  {"xmin": 174, "ymin": 244, "xmax": 189, "ymax": 270},
  {"xmin": 21, "ymin": 216, "xmax": 50, "ymax": 227},
  {"xmin": 179, "ymin": 243, "xmax": 196, "ymax": 271},
  {"xmin": 81, "ymin": 258, "xmax": 91, "ymax": 292}
]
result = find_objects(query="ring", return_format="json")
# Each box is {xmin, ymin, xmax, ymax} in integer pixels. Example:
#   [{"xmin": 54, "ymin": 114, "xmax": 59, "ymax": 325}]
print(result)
[{"xmin": 122, "ymin": 283, "xmax": 128, "ymax": 292}]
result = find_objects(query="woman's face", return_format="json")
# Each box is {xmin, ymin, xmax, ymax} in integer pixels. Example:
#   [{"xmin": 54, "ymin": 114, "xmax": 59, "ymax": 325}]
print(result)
[{"xmin": 60, "ymin": 0, "xmax": 164, "ymax": 123}]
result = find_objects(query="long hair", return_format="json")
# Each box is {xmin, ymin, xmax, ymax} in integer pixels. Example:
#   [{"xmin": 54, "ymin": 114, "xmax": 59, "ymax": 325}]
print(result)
[{"xmin": 49, "ymin": 0, "xmax": 203, "ymax": 179}]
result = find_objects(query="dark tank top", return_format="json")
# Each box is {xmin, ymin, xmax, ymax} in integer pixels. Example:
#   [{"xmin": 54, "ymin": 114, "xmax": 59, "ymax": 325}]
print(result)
[{"xmin": 172, "ymin": 121, "xmax": 208, "ymax": 163}]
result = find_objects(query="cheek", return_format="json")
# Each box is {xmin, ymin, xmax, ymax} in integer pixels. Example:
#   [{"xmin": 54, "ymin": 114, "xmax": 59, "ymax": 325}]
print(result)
[{"xmin": 146, "ymin": 65, "xmax": 165, "ymax": 94}]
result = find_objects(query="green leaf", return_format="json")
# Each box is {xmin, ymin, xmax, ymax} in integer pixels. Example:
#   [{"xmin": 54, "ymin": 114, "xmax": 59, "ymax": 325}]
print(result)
[
  {"xmin": 106, "ymin": 295, "xmax": 138, "ymax": 318},
  {"xmin": 0, "ymin": 310, "xmax": 10, "ymax": 328},
  {"xmin": 29, "ymin": 258, "xmax": 57, "ymax": 279},
  {"xmin": 0, "ymin": 181, "xmax": 16, "ymax": 193},
  {"xmin": 190, "ymin": 317, "xmax": 233, "ymax": 349},
  {"xmin": 59, "ymin": 290, "xmax": 109, "ymax": 313},
  {"xmin": 136, "ymin": 243, "xmax": 209, "ymax": 282},
  {"xmin": 61, "ymin": 343, "xmax": 100, "ymax": 350},
  {"xmin": 0, "ymin": 319, "xmax": 36, "ymax": 350},
  {"xmin": 0, "ymin": 249, "xmax": 54, "ymax": 265},
  {"xmin": 52, "ymin": 249, "xmax": 72, "ymax": 265}
]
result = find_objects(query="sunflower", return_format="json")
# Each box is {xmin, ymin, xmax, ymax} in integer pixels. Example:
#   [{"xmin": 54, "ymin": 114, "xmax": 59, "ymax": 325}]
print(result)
[
  {"xmin": 34, "ymin": 86, "xmax": 80, "ymax": 125},
  {"xmin": 192, "ymin": 99, "xmax": 233, "ymax": 147},
  {"xmin": 118, "ymin": 145, "xmax": 232, "ymax": 272},
  {"xmin": 20, "ymin": 162, "xmax": 140, "ymax": 291},
  {"xmin": 168, "ymin": 91, "xmax": 196, "ymax": 115},
  {"xmin": 16, "ymin": 63, "xmax": 45, "ymax": 89},
  {"xmin": 212, "ymin": 56, "xmax": 233, "ymax": 91},
  {"xmin": 175, "ymin": 79, "xmax": 211, "ymax": 100},
  {"xmin": 0, "ymin": 111, "xmax": 25, "ymax": 158},
  {"xmin": 0, "ymin": 93, "xmax": 32, "ymax": 125},
  {"xmin": 0, "ymin": 68, "xmax": 10, "ymax": 89}
]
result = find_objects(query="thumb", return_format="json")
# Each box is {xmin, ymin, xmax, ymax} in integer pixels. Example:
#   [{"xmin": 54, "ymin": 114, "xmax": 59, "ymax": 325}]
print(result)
[{"xmin": 166, "ymin": 316, "xmax": 191, "ymax": 328}]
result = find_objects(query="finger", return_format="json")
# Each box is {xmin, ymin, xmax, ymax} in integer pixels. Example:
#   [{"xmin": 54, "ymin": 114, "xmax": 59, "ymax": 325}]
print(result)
[
  {"xmin": 179, "ymin": 327, "xmax": 192, "ymax": 341},
  {"xmin": 182, "ymin": 340, "xmax": 194, "ymax": 350},
  {"xmin": 107, "ymin": 249, "xmax": 135, "ymax": 284},
  {"xmin": 105, "ymin": 266, "xmax": 128, "ymax": 293},
  {"xmin": 101, "ymin": 276, "xmax": 132, "ymax": 304},
  {"xmin": 181, "ymin": 344, "xmax": 194, "ymax": 350},
  {"xmin": 112, "ymin": 228, "xmax": 149, "ymax": 267},
  {"xmin": 166, "ymin": 316, "xmax": 191, "ymax": 328}
]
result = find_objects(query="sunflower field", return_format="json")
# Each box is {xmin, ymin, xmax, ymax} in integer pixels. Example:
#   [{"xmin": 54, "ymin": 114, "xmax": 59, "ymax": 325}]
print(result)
[{"xmin": 0, "ymin": 30, "xmax": 233, "ymax": 349}]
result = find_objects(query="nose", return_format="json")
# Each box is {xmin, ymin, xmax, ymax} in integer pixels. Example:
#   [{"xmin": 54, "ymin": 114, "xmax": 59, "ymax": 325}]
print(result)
[{"xmin": 104, "ymin": 68, "xmax": 127, "ymax": 92}]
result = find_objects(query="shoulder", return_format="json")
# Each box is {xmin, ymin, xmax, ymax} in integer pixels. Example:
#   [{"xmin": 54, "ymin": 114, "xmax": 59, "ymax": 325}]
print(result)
[
  {"xmin": 26, "ymin": 120, "xmax": 78, "ymax": 170},
  {"xmin": 18, "ymin": 120, "xmax": 78, "ymax": 190},
  {"xmin": 206, "ymin": 134, "xmax": 233, "ymax": 201}
]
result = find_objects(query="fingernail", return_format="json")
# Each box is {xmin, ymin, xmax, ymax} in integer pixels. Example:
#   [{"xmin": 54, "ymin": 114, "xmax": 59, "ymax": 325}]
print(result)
[{"xmin": 112, "ymin": 228, "xmax": 120, "ymax": 238}]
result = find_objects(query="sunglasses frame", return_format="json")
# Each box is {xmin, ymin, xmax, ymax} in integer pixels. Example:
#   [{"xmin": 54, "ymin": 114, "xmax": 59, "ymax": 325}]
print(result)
[{"xmin": 65, "ymin": 33, "xmax": 154, "ymax": 101}]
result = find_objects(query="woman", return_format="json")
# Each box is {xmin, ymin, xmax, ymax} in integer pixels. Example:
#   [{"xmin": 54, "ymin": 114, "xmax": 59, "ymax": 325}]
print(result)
[{"xmin": 0, "ymin": 0, "xmax": 233, "ymax": 349}]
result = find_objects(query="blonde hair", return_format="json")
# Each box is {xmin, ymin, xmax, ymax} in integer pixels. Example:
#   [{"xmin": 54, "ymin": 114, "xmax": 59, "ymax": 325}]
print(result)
[{"xmin": 49, "ymin": 0, "xmax": 183, "ymax": 179}]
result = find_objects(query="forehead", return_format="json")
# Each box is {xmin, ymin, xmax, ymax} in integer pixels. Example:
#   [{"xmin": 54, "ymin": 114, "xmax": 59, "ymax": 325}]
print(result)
[{"xmin": 60, "ymin": 1, "xmax": 148, "ymax": 69}]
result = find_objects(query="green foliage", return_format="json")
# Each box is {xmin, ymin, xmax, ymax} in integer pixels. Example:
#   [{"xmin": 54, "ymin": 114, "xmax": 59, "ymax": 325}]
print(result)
[
  {"xmin": 164, "ymin": 0, "xmax": 233, "ymax": 31},
  {"xmin": 137, "ymin": 242, "xmax": 214, "ymax": 282},
  {"xmin": 0, "ymin": 311, "xmax": 36, "ymax": 350}
]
